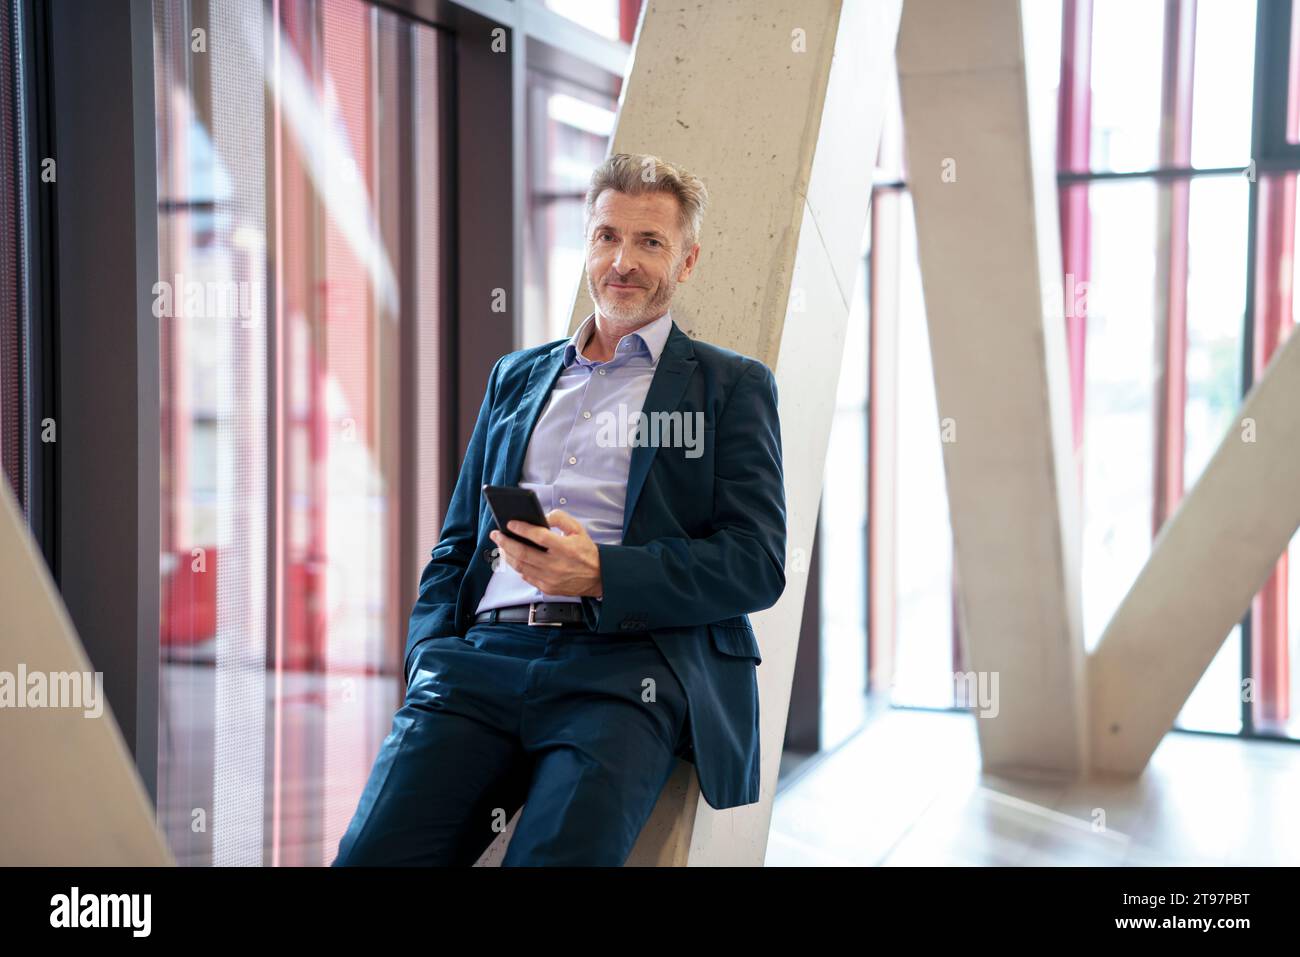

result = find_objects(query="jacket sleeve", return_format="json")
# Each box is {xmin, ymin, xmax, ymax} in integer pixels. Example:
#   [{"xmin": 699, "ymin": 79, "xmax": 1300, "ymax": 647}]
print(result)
[
  {"xmin": 587, "ymin": 359, "xmax": 787, "ymax": 633},
  {"xmin": 402, "ymin": 356, "xmax": 502, "ymax": 680}
]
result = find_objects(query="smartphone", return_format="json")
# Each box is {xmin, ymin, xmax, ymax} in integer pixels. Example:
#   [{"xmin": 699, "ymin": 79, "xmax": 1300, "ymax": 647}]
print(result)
[{"xmin": 482, "ymin": 485, "xmax": 551, "ymax": 551}]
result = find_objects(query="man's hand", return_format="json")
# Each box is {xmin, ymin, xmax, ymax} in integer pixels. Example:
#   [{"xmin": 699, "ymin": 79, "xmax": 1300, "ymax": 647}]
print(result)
[{"xmin": 490, "ymin": 509, "xmax": 604, "ymax": 598}]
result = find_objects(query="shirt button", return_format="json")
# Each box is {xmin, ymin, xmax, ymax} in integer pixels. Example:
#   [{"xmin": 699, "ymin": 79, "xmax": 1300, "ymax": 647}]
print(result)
[
  {"xmin": 559, "ymin": 497, "xmax": 567, "ymax": 505},
  {"xmin": 568, "ymin": 456, "xmax": 577, "ymax": 465},
  {"xmin": 583, "ymin": 411, "xmax": 591, "ymax": 419},
  {"xmin": 598, "ymin": 369, "xmax": 606, "ymax": 375}
]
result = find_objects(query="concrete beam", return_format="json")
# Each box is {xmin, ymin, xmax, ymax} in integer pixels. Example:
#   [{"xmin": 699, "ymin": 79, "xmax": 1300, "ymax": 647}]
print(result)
[
  {"xmin": 0, "ymin": 481, "xmax": 173, "ymax": 865},
  {"xmin": 896, "ymin": 0, "xmax": 1089, "ymax": 775},
  {"xmin": 1089, "ymin": 329, "xmax": 1300, "ymax": 772}
]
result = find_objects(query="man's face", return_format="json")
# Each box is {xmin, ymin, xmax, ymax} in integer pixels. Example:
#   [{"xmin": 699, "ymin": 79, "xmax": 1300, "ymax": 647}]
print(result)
[{"xmin": 584, "ymin": 189, "xmax": 699, "ymax": 329}]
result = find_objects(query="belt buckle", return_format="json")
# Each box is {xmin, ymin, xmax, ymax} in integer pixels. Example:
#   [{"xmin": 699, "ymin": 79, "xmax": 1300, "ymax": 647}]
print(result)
[{"xmin": 528, "ymin": 602, "xmax": 563, "ymax": 627}]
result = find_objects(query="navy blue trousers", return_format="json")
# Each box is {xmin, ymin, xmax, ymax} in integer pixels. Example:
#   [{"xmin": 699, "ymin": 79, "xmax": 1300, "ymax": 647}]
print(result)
[{"xmin": 331, "ymin": 620, "xmax": 691, "ymax": 867}]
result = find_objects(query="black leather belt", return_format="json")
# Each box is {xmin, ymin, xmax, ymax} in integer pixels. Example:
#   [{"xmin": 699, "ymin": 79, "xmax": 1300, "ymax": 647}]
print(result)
[{"xmin": 473, "ymin": 602, "xmax": 586, "ymax": 627}]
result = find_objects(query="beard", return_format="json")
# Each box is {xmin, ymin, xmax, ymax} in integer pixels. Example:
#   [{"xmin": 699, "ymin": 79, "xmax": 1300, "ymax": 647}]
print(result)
[{"xmin": 586, "ymin": 259, "xmax": 679, "ymax": 333}]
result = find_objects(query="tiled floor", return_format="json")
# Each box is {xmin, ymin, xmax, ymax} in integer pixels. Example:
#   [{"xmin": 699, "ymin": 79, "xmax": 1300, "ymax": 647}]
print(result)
[{"xmin": 766, "ymin": 707, "xmax": 1300, "ymax": 866}]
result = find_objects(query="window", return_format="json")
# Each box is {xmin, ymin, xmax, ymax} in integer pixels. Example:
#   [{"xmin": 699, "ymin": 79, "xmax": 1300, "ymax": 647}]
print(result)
[
  {"xmin": 543, "ymin": 0, "xmax": 626, "ymax": 42},
  {"xmin": 825, "ymin": 0, "xmax": 1297, "ymax": 742},
  {"xmin": 521, "ymin": 0, "xmax": 642, "ymax": 347},
  {"xmin": 153, "ymin": 0, "xmax": 449, "ymax": 865},
  {"xmin": 522, "ymin": 68, "xmax": 618, "ymax": 347}
]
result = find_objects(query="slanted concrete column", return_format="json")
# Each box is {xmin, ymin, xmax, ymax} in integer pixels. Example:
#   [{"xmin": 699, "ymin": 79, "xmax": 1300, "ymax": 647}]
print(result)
[
  {"xmin": 1089, "ymin": 330, "xmax": 1300, "ymax": 772},
  {"xmin": 896, "ymin": 0, "xmax": 1090, "ymax": 776},
  {"xmin": 0, "ymin": 482, "xmax": 173, "ymax": 865}
]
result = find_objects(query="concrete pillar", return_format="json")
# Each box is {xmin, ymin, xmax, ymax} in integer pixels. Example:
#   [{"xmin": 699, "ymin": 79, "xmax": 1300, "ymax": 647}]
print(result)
[
  {"xmin": 493, "ymin": 0, "xmax": 899, "ymax": 865},
  {"xmin": 0, "ymin": 481, "xmax": 173, "ymax": 865},
  {"xmin": 1089, "ymin": 329, "xmax": 1300, "ymax": 772},
  {"xmin": 896, "ymin": 0, "xmax": 1090, "ymax": 775}
]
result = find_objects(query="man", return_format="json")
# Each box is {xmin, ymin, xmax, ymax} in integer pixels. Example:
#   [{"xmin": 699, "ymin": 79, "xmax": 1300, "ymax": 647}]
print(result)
[{"xmin": 332, "ymin": 153, "xmax": 786, "ymax": 867}]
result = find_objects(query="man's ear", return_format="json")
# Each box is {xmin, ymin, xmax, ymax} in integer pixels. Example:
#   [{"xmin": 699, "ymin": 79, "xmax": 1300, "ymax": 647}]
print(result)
[{"xmin": 676, "ymin": 242, "xmax": 701, "ymax": 282}]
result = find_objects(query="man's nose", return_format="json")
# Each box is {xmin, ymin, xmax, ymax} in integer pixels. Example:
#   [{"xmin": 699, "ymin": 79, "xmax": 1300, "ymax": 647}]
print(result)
[{"xmin": 612, "ymin": 240, "xmax": 641, "ymax": 273}]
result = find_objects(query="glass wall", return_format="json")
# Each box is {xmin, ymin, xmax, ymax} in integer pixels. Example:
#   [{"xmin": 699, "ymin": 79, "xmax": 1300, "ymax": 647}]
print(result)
[
  {"xmin": 1248, "ymin": 168, "xmax": 1300, "ymax": 737},
  {"xmin": 879, "ymin": 190, "xmax": 956, "ymax": 710},
  {"xmin": 1077, "ymin": 177, "xmax": 1159, "ymax": 652},
  {"xmin": 522, "ymin": 68, "xmax": 618, "ymax": 347},
  {"xmin": 520, "ymin": 0, "xmax": 641, "ymax": 347},
  {"xmin": 153, "ymin": 0, "xmax": 447, "ymax": 865},
  {"xmin": 824, "ymin": 0, "xmax": 1298, "ymax": 742},
  {"xmin": 818, "ymin": 243, "xmax": 871, "ymax": 742}
]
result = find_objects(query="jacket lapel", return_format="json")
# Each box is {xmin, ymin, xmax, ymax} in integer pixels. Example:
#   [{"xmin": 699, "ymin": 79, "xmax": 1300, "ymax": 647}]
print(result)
[
  {"xmin": 500, "ymin": 321, "xmax": 698, "ymax": 535},
  {"xmin": 502, "ymin": 342, "xmax": 567, "ymax": 485},
  {"xmin": 622, "ymin": 322, "xmax": 697, "ymax": 538}
]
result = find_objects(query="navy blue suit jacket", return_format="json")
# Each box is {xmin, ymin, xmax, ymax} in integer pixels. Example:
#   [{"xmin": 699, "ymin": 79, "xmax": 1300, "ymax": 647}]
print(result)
[{"xmin": 402, "ymin": 319, "xmax": 787, "ymax": 810}]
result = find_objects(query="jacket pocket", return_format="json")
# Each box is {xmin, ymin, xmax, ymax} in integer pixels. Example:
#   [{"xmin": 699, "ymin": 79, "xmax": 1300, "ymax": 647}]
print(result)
[{"xmin": 707, "ymin": 620, "xmax": 762, "ymax": 664}]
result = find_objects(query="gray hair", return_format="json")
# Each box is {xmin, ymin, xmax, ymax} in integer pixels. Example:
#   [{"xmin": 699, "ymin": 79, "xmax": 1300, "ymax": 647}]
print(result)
[{"xmin": 584, "ymin": 152, "xmax": 709, "ymax": 255}]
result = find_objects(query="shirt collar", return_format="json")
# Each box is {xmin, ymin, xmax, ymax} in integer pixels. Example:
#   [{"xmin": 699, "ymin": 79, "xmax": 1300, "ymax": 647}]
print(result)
[{"xmin": 564, "ymin": 309, "xmax": 673, "ymax": 367}]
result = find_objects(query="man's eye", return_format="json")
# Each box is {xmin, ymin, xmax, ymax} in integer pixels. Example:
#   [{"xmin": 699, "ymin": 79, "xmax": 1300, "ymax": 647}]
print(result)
[{"xmin": 646, "ymin": 239, "xmax": 661, "ymax": 247}]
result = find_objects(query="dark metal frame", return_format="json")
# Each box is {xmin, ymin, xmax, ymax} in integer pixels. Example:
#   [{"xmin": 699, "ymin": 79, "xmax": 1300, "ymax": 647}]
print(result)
[
  {"xmin": 1237, "ymin": 0, "xmax": 1299, "ymax": 743},
  {"xmin": 1253, "ymin": 0, "xmax": 1300, "ymax": 166},
  {"xmin": 43, "ymin": 0, "xmax": 162, "ymax": 799},
  {"xmin": 16, "ymin": 0, "xmax": 58, "ymax": 577},
  {"xmin": 395, "ymin": 17, "xmax": 419, "ymax": 656}
]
